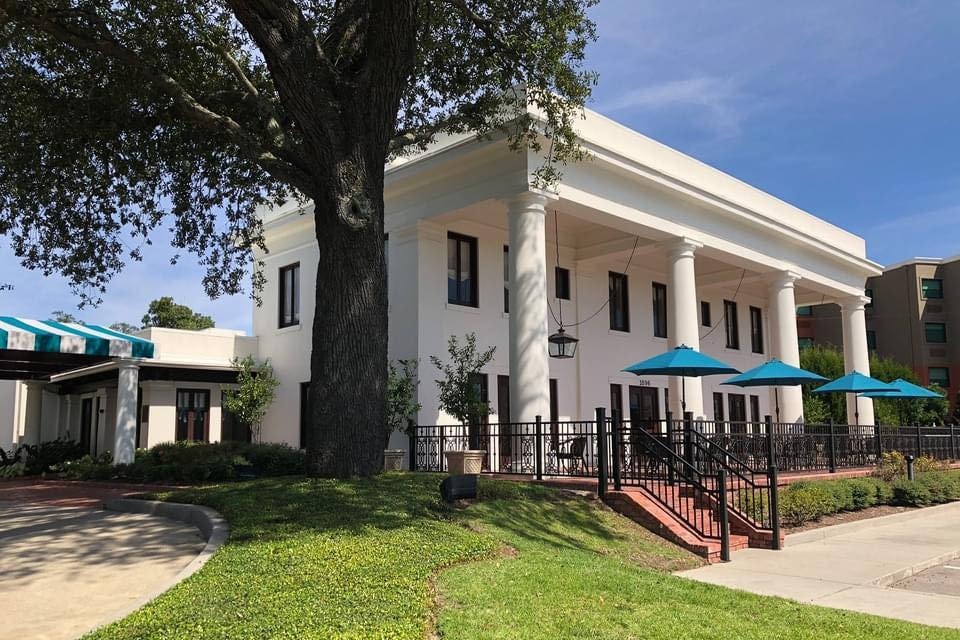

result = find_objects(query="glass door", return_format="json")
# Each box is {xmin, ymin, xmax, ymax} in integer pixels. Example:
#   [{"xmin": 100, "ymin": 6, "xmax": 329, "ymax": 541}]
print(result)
[{"xmin": 176, "ymin": 389, "xmax": 210, "ymax": 442}]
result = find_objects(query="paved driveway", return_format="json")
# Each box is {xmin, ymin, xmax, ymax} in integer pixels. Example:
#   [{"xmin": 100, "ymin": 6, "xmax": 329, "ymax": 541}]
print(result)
[
  {"xmin": 0, "ymin": 500, "xmax": 205, "ymax": 640},
  {"xmin": 678, "ymin": 501, "xmax": 960, "ymax": 629}
]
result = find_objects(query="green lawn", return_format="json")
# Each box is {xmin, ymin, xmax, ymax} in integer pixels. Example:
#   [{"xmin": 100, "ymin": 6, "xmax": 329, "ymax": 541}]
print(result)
[{"xmin": 87, "ymin": 474, "xmax": 960, "ymax": 639}]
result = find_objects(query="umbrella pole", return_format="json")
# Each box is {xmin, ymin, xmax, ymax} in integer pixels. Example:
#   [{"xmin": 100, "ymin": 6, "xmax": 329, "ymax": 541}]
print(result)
[
  {"xmin": 775, "ymin": 387, "xmax": 780, "ymax": 423},
  {"xmin": 681, "ymin": 377, "xmax": 687, "ymax": 413}
]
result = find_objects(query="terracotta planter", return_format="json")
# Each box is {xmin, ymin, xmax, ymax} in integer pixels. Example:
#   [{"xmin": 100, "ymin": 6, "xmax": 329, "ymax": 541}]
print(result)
[
  {"xmin": 383, "ymin": 449, "xmax": 405, "ymax": 472},
  {"xmin": 445, "ymin": 450, "xmax": 485, "ymax": 475}
]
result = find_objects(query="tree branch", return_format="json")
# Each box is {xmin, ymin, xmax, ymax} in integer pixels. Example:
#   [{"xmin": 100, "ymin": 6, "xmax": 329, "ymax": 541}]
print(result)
[{"xmin": 1, "ymin": 1, "xmax": 315, "ymax": 194}]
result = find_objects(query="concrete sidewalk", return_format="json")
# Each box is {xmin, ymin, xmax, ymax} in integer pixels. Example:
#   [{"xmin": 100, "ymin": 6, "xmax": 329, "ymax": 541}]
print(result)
[
  {"xmin": 678, "ymin": 501, "xmax": 960, "ymax": 629},
  {"xmin": 0, "ymin": 500, "xmax": 205, "ymax": 640}
]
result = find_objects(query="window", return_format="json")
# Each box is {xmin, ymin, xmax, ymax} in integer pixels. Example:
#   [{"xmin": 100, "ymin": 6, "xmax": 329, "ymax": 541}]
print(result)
[
  {"xmin": 925, "ymin": 322, "xmax": 947, "ymax": 343},
  {"xmin": 749, "ymin": 395, "xmax": 760, "ymax": 424},
  {"xmin": 724, "ymin": 300, "xmax": 740, "ymax": 349},
  {"xmin": 712, "ymin": 392, "xmax": 724, "ymax": 422},
  {"xmin": 921, "ymin": 278, "xmax": 943, "ymax": 299},
  {"xmin": 609, "ymin": 272, "xmax": 630, "ymax": 332},
  {"xmin": 176, "ymin": 389, "xmax": 210, "ymax": 442},
  {"xmin": 866, "ymin": 330, "xmax": 877, "ymax": 351},
  {"xmin": 610, "ymin": 384, "xmax": 624, "ymax": 422},
  {"xmin": 701, "ymin": 301, "xmax": 712, "ymax": 327},
  {"xmin": 502, "ymin": 246, "xmax": 509, "ymax": 313},
  {"xmin": 929, "ymin": 367, "xmax": 951, "ymax": 388},
  {"xmin": 750, "ymin": 306, "xmax": 763, "ymax": 354},
  {"xmin": 652, "ymin": 282, "xmax": 667, "ymax": 338},
  {"xmin": 447, "ymin": 232, "xmax": 478, "ymax": 307},
  {"xmin": 555, "ymin": 266, "xmax": 571, "ymax": 300},
  {"xmin": 278, "ymin": 263, "xmax": 300, "ymax": 328},
  {"xmin": 728, "ymin": 393, "xmax": 747, "ymax": 430},
  {"xmin": 865, "ymin": 287, "xmax": 873, "ymax": 308},
  {"xmin": 798, "ymin": 337, "xmax": 814, "ymax": 349},
  {"xmin": 797, "ymin": 305, "xmax": 813, "ymax": 316},
  {"xmin": 222, "ymin": 391, "xmax": 251, "ymax": 443}
]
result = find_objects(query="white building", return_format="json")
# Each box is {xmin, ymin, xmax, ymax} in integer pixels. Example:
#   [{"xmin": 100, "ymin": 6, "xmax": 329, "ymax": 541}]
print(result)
[
  {"xmin": 2, "ymin": 107, "xmax": 882, "ymax": 458},
  {"xmin": 256, "ymin": 107, "xmax": 881, "ymax": 444}
]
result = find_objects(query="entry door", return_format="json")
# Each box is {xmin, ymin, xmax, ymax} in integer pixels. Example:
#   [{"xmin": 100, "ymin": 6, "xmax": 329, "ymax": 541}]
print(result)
[
  {"xmin": 176, "ymin": 389, "xmax": 210, "ymax": 442},
  {"xmin": 79, "ymin": 398, "xmax": 93, "ymax": 454},
  {"xmin": 728, "ymin": 394, "xmax": 747, "ymax": 433},
  {"xmin": 629, "ymin": 386, "xmax": 660, "ymax": 432}
]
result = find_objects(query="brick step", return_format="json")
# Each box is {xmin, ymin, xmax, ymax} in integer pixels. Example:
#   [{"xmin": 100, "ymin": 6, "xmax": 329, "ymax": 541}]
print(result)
[{"xmin": 604, "ymin": 489, "xmax": 749, "ymax": 563}]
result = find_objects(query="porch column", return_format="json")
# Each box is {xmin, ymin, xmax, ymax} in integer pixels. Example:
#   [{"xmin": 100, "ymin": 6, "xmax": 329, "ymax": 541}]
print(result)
[
  {"xmin": 664, "ymin": 237, "xmax": 704, "ymax": 418},
  {"xmin": 840, "ymin": 295, "xmax": 875, "ymax": 426},
  {"xmin": 768, "ymin": 271, "xmax": 804, "ymax": 424},
  {"xmin": 113, "ymin": 362, "xmax": 139, "ymax": 464},
  {"xmin": 507, "ymin": 190, "xmax": 554, "ymax": 422}
]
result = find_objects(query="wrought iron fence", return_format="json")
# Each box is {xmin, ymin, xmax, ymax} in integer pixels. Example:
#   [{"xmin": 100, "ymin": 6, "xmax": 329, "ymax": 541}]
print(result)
[{"xmin": 409, "ymin": 419, "xmax": 602, "ymax": 478}]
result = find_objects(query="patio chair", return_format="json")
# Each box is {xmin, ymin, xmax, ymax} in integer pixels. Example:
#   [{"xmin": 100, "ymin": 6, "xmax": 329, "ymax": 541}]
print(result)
[{"xmin": 553, "ymin": 435, "xmax": 588, "ymax": 473}]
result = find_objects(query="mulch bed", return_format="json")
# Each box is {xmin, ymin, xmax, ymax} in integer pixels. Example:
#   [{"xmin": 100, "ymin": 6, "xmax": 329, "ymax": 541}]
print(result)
[{"xmin": 783, "ymin": 504, "xmax": 917, "ymax": 534}]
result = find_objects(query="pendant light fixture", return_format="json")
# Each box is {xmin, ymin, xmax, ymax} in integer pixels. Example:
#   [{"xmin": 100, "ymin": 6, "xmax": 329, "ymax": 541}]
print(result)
[{"xmin": 548, "ymin": 210, "xmax": 579, "ymax": 359}]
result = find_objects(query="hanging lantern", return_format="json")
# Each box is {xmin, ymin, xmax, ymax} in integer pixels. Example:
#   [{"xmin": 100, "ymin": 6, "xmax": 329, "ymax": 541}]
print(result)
[{"xmin": 548, "ymin": 327, "xmax": 579, "ymax": 359}]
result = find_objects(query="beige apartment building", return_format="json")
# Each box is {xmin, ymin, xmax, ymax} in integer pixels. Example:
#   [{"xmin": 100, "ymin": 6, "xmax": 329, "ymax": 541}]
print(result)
[{"xmin": 797, "ymin": 256, "xmax": 958, "ymax": 409}]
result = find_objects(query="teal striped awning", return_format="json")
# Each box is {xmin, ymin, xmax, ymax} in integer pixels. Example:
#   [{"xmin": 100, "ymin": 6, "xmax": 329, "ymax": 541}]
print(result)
[{"xmin": 0, "ymin": 317, "xmax": 154, "ymax": 359}]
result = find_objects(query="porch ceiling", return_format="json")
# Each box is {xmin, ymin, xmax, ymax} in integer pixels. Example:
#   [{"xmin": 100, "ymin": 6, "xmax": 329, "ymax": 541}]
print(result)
[{"xmin": 0, "ymin": 349, "xmax": 111, "ymax": 381}]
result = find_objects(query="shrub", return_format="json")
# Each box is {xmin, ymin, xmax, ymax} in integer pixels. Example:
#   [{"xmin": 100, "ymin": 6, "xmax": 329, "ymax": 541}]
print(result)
[
  {"xmin": 875, "ymin": 451, "xmax": 906, "ymax": 481},
  {"xmin": 846, "ymin": 478, "xmax": 881, "ymax": 509},
  {"xmin": 822, "ymin": 480, "xmax": 855, "ymax": 511},
  {"xmin": 1, "ymin": 438, "xmax": 87, "ymax": 475},
  {"xmin": 892, "ymin": 478, "xmax": 933, "ymax": 507},
  {"xmin": 0, "ymin": 461, "xmax": 26, "ymax": 478},
  {"xmin": 54, "ymin": 441, "xmax": 305, "ymax": 483},
  {"xmin": 778, "ymin": 481, "xmax": 838, "ymax": 525},
  {"xmin": 915, "ymin": 472, "xmax": 960, "ymax": 504}
]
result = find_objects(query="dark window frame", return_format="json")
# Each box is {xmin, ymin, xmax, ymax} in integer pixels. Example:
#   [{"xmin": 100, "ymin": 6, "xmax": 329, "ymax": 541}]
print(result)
[
  {"xmin": 502, "ymin": 245, "xmax": 509, "ymax": 313},
  {"xmin": 175, "ymin": 388, "xmax": 210, "ymax": 443},
  {"xmin": 797, "ymin": 305, "xmax": 813, "ymax": 316},
  {"xmin": 921, "ymin": 278, "xmax": 943, "ymax": 300},
  {"xmin": 749, "ymin": 395, "xmax": 760, "ymax": 424},
  {"xmin": 609, "ymin": 272, "xmax": 630, "ymax": 332},
  {"xmin": 866, "ymin": 330, "xmax": 877, "ymax": 351},
  {"xmin": 652, "ymin": 282, "xmax": 668, "ymax": 338},
  {"xmin": 724, "ymin": 300, "xmax": 740, "ymax": 349},
  {"xmin": 925, "ymin": 322, "xmax": 947, "ymax": 344},
  {"xmin": 555, "ymin": 266, "xmax": 571, "ymax": 300},
  {"xmin": 278, "ymin": 262, "xmax": 300, "ymax": 328},
  {"xmin": 749, "ymin": 305, "xmax": 764, "ymax": 354},
  {"xmin": 447, "ymin": 232, "xmax": 479, "ymax": 307},
  {"xmin": 929, "ymin": 367, "xmax": 951, "ymax": 388},
  {"xmin": 712, "ymin": 392, "xmax": 724, "ymax": 422},
  {"xmin": 701, "ymin": 301, "xmax": 711, "ymax": 327}
]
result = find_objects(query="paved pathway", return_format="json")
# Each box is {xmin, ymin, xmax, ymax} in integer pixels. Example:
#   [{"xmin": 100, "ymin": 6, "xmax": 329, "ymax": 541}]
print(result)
[
  {"xmin": 0, "ymin": 488, "xmax": 205, "ymax": 640},
  {"xmin": 678, "ymin": 501, "xmax": 960, "ymax": 629}
]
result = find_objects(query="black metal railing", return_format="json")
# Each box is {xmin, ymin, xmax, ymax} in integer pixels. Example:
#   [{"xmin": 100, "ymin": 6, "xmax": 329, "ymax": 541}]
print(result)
[
  {"xmin": 409, "ymin": 418, "xmax": 601, "ymax": 478},
  {"xmin": 612, "ymin": 415, "xmax": 730, "ymax": 558}
]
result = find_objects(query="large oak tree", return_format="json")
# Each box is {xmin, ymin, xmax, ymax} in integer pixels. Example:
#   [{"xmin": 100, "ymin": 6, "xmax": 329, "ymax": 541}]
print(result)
[{"xmin": 0, "ymin": 0, "xmax": 597, "ymax": 477}]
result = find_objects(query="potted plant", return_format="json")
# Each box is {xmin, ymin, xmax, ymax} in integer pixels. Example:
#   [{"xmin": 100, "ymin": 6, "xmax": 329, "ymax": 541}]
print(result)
[
  {"xmin": 430, "ymin": 333, "xmax": 495, "ymax": 475},
  {"xmin": 384, "ymin": 359, "xmax": 421, "ymax": 471}
]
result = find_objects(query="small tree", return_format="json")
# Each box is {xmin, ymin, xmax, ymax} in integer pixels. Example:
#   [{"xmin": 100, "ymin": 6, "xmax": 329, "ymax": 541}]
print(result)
[
  {"xmin": 386, "ymin": 359, "xmax": 421, "ymax": 447},
  {"xmin": 109, "ymin": 321, "xmax": 141, "ymax": 335},
  {"xmin": 431, "ymin": 333, "xmax": 496, "ymax": 429},
  {"xmin": 141, "ymin": 297, "xmax": 215, "ymax": 330},
  {"xmin": 49, "ymin": 310, "xmax": 82, "ymax": 324},
  {"xmin": 222, "ymin": 355, "xmax": 280, "ymax": 444}
]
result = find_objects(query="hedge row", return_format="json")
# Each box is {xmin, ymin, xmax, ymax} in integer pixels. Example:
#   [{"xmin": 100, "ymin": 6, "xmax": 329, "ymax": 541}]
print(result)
[
  {"xmin": 34, "ymin": 441, "xmax": 307, "ymax": 483},
  {"xmin": 775, "ymin": 471, "xmax": 960, "ymax": 525}
]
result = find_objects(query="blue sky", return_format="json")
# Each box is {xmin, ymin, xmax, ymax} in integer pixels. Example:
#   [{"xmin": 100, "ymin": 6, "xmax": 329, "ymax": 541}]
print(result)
[{"xmin": 1, "ymin": 1, "xmax": 958, "ymax": 331}]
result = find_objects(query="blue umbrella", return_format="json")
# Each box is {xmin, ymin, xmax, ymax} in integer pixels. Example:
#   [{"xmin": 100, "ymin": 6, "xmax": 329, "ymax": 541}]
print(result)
[
  {"xmin": 623, "ymin": 344, "xmax": 739, "ymax": 412},
  {"xmin": 723, "ymin": 359, "xmax": 827, "ymax": 422},
  {"xmin": 859, "ymin": 378, "xmax": 945, "ymax": 426},
  {"xmin": 859, "ymin": 378, "xmax": 945, "ymax": 399},
  {"xmin": 812, "ymin": 370, "xmax": 896, "ymax": 425}
]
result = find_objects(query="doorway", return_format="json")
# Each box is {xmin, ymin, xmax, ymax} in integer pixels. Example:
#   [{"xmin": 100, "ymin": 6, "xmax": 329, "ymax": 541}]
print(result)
[
  {"xmin": 176, "ymin": 389, "xmax": 210, "ymax": 442},
  {"xmin": 79, "ymin": 397, "xmax": 93, "ymax": 454},
  {"xmin": 629, "ymin": 386, "xmax": 660, "ymax": 432},
  {"xmin": 728, "ymin": 393, "xmax": 747, "ymax": 433}
]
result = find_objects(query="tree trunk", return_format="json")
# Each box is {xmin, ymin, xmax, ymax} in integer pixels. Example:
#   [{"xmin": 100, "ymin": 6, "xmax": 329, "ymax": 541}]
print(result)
[{"xmin": 305, "ymin": 151, "xmax": 388, "ymax": 478}]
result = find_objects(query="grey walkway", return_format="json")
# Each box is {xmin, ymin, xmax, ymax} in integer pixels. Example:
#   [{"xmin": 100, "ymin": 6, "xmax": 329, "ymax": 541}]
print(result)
[
  {"xmin": 0, "ymin": 500, "xmax": 205, "ymax": 640},
  {"xmin": 678, "ymin": 501, "xmax": 960, "ymax": 629}
]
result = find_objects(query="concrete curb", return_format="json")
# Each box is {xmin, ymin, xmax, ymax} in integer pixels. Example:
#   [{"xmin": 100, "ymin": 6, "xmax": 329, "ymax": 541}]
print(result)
[
  {"xmin": 784, "ymin": 501, "xmax": 960, "ymax": 547},
  {"xmin": 97, "ymin": 499, "xmax": 229, "ymax": 626}
]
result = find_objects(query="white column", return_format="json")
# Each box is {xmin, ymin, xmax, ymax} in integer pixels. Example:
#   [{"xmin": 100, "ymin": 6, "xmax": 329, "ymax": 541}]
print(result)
[
  {"xmin": 840, "ymin": 295, "xmax": 875, "ymax": 426},
  {"xmin": 768, "ymin": 271, "xmax": 804, "ymax": 423},
  {"xmin": 507, "ymin": 190, "xmax": 554, "ymax": 422},
  {"xmin": 664, "ymin": 237, "xmax": 704, "ymax": 418},
  {"xmin": 113, "ymin": 362, "xmax": 139, "ymax": 464}
]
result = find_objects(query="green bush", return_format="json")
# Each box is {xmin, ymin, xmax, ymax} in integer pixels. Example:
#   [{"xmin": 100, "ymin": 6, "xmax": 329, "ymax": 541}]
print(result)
[
  {"xmin": 1, "ymin": 438, "xmax": 87, "ymax": 475},
  {"xmin": 778, "ymin": 481, "xmax": 838, "ymax": 525},
  {"xmin": 56, "ymin": 441, "xmax": 305, "ymax": 483},
  {"xmin": 892, "ymin": 478, "xmax": 933, "ymax": 507},
  {"xmin": 0, "ymin": 461, "xmax": 26, "ymax": 478},
  {"xmin": 822, "ymin": 480, "xmax": 855, "ymax": 511},
  {"xmin": 846, "ymin": 478, "xmax": 881, "ymax": 509}
]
